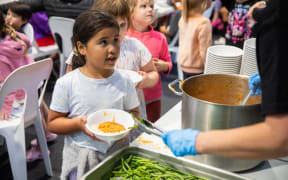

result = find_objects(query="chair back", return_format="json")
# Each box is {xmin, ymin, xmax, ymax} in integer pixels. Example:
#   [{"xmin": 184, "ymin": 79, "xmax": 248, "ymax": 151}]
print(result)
[
  {"xmin": 168, "ymin": 31, "xmax": 179, "ymax": 48},
  {"xmin": 203, "ymin": 1, "xmax": 216, "ymax": 19},
  {"xmin": 22, "ymin": 23, "xmax": 35, "ymax": 44},
  {"xmin": 48, "ymin": 16, "xmax": 75, "ymax": 58},
  {"xmin": 0, "ymin": 58, "xmax": 53, "ymax": 124}
]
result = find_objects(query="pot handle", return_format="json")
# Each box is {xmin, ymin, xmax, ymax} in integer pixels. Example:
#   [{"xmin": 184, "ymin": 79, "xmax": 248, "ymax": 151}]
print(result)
[{"xmin": 168, "ymin": 79, "xmax": 183, "ymax": 96}]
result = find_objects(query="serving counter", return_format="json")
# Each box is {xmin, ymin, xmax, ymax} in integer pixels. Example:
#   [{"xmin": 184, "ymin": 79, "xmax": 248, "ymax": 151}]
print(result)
[{"xmin": 131, "ymin": 101, "xmax": 288, "ymax": 180}]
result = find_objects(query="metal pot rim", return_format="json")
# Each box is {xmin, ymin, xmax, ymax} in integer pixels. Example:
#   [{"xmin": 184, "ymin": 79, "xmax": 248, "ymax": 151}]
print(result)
[{"xmin": 181, "ymin": 74, "xmax": 261, "ymax": 107}]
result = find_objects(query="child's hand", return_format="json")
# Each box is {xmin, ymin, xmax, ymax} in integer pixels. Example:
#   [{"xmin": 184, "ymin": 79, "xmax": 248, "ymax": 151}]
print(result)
[
  {"xmin": 152, "ymin": 58, "xmax": 169, "ymax": 73},
  {"xmin": 135, "ymin": 71, "xmax": 147, "ymax": 89},
  {"xmin": 116, "ymin": 133, "xmax": 129, "ymax": 143},
  {"xmin": 0, "ymin": 112, "xmax": 11, "ymax": 120},
  {"xmin": 78, "ymin": 116, "xmax": 104, "ymax": 142},
  {"xmin": 248, "ymin": 1, "xmax": 266, "ymax": 21}
]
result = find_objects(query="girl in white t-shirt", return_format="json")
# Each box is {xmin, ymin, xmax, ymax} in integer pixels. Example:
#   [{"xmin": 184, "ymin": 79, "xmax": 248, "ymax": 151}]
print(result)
[
  {"xmin": 66, "ymin": 0, "xmax": 159, "ymax": 120},
  {"xmin": 47, "ymin": 10, "xmax": 140, "ymax": 180}
]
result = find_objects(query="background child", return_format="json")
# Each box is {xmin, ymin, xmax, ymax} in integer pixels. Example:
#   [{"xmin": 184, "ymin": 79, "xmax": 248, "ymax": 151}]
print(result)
[
  {"xmin": 66, "ymin": 0, "xmax": 159, "ymax": 120},
  {"xmin": 47, "ymin": 9, "xmax": 140, "ymax": 180},
  {"xmin": 0, "ymin": 10, "xmax": 34, "ymax": 120},
  {"xmin": 178, "ymin": 0, "xmax": 212, "ymax": 79},
  {"xmin": 5, "ymin": 2, "xmax": 32, "ymax": 33},
  {"xmin": 29, "ymin": 12, "xmax": 55, "ymax": 47},
  {"xmin": 127, "ymin": 0, "xmax": 173, "ymax": 123},
  {"xmin": 4, "ymin": 2, "xmax": 57, "ymax": 162},
  {"xmin": 225, "ymin": 0, "xmax": 258, "ymax": 48}
]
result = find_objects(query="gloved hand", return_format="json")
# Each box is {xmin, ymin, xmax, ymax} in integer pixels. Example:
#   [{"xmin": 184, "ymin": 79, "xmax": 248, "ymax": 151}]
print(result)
[
  {"xmin": 248, "ymin": 72, "xmax": 262, "ymax": 96},
  {"xmin": 161, "ymin": 129, "xmax": 200, "ymax": 157}
]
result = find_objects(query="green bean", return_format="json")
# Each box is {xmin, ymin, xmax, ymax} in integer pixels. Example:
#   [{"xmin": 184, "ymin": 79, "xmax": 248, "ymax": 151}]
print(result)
[
  {"xmin": 110, "ymin": 155, "xmax": 210, "ymax": 180},
  {"xmin": 155, "ymin": 174, "xmax": 173, "ymax": 180},
  {"xmin": 126, "ymin": 155, "xmax": 133, "ymax": 164},
  {"xmin": 166, "ymin": 171, "xmax": 184, "ymax": 180}
]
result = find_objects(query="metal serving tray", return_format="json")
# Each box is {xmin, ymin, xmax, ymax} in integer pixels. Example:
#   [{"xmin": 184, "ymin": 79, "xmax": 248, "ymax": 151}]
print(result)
[{"xmin": 81, "ymin": 146, "xmax": 251, "ymax": 180}]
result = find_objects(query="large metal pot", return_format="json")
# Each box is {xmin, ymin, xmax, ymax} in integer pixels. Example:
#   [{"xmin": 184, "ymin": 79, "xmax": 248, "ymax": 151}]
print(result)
[{"xmin": 168, "ymin": 74, "xmax": 264, "ymax": 172}]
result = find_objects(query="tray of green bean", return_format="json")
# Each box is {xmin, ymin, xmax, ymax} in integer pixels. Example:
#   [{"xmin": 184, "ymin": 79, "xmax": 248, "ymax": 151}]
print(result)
[
  {"xmin": 81, "ymin": 147, "xmax": 251, "ymax": 180},
  {"xmin": 110, "ymin": 155, "xmax": 208, "ymax": 180}
]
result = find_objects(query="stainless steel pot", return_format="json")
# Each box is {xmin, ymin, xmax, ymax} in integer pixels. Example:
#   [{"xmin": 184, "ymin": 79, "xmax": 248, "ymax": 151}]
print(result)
[{"xmin": 168, "ymin": 74, "xmax": 264, "ymax": 172}]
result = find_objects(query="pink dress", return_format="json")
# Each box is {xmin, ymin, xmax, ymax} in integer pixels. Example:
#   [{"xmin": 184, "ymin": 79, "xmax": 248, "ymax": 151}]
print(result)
[
  {"xmin": 127, "ymin": 25, "xmax": 172, "ymax": 102},
  {"xmin": 0, "ymin": 32, "xmax": 34, "ymax": 115}
]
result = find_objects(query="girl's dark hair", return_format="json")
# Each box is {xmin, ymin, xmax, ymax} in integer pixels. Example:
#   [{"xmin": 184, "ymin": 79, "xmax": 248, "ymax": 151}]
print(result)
[
  {"xmin": 0, "ymin": 11, "xmax": 4, "ymax": 37},
  {"xmin": 72, "ymin": 9, "xmax": 119, "ymax": 69},
  {"xmin": 9, "ymin": 2, "xmax": 32, "ymax": 21}
]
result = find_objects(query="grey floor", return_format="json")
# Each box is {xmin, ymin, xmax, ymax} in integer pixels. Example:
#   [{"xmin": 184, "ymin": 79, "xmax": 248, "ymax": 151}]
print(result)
[{"xmin": 0, "ymin": 61, "xmax": 181, "ymax": 180}]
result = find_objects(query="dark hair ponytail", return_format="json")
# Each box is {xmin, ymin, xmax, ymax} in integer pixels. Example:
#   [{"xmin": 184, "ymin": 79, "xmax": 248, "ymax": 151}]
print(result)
[{"xmin": 71, "ymin": 9, "xmax": 119, "ymax": 69}]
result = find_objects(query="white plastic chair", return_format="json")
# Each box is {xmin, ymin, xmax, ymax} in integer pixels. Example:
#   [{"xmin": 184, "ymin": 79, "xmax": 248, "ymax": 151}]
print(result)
[
  {"xmin": 23, "ymin": 23, "xmax": 59, "ymax": 60},
  {"xmin": 0, "ymin": 58, "xmax": 53, "ymax": 180},
  {"xmin": 168, "ymin": 32, "xmax": 183, "ymax": 80},
  {"xmin": 22, "ymin": 23, "xmax": 34, "ymax": 44},
  {"xmin": 203, "ymin": 1, "xmax": 216, "ymax": 19},
  {"xmin": 48, "ymin": 16, "xmax": 75, "ymax": 77}
]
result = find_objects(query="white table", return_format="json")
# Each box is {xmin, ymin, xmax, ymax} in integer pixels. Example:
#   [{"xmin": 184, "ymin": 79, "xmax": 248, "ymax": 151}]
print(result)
[{"xmin": 132, "ymin": 102, "xmax": 288, "ymax": 180}]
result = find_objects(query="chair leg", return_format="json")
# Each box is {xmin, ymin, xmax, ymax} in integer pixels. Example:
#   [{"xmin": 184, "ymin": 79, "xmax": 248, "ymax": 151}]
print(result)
[
  {"xmin": 177, "ymin": 62, "xmax": 183, "ymax": 80},
  {"xmin": 0, "ymin": 136, "xmax": 4, "ymax": 145},
  {"xmin": 175, "ymin": 51, "xmax": 184, "ymax": 80},
  {"xmin": 5, "ymin": 126, "xmax": 27, "ymax": 180},
  {"xmin": 59, "ymin": 54, "xmax": 66, "ymax": 77},
  {"xmin": 34, "ymin": 111, "xmax": 53, "ymax": 176}
]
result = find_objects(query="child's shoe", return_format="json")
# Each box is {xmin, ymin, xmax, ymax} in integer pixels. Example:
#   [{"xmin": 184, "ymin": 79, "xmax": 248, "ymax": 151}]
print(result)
[
  {"xmin": 30, "ymin": 132, "xmax": 58, "ymax": 147},
  {"xmin": 26, "ymin": 146, "xmax": 50, "ymax": 163}
]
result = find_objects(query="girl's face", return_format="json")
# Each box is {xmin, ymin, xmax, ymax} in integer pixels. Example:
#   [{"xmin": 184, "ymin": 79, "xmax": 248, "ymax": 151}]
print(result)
[
  {"xmin": 132, "ymin": 0, "xmax": 154, "ymax": 27},
  {"xmin": 115, "ymin": 17, "xmax": 128, "ymax": 43},
  {"xmin": 5, "ymin": 9, "xmax": 27, "ymax": 31},
  {"xmin": 78, "ymin": 27, "xmax": 120, "ymax": 72}
]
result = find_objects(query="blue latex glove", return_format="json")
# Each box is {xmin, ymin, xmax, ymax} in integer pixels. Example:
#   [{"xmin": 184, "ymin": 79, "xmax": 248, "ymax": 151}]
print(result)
[
  {"xmin": 248, "ymin": 72, "xmax": 262, "ymax": 96},
  {"xmin": 161, "ymin": 129, "xmax": 200, "ymax": 157}
]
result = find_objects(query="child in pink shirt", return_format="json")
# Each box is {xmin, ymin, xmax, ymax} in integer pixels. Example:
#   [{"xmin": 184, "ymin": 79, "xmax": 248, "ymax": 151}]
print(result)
[
  {"xmin": 0, "ymin": 11, "xmax": 34, "ymax": 120},
  {"xmin": 127, "ymin": 0, "xmax": 173, "ymax": 122},
  {"xmin": 178, "ymin": 0, "xmax": 212, "ymax": 79}
]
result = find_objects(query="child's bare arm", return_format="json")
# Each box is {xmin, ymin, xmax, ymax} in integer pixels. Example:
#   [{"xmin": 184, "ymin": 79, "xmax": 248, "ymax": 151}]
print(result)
[
  {"xmin": 152, "ymin": 58, "xmax": 170, "ymax": 73},
  {"xmin": 137, "ymin": 60, "xmax": 159, "ymax": 89},
  {"xmin": 48, "ymin": 109, "xmax": 98, "ymax": 140}
]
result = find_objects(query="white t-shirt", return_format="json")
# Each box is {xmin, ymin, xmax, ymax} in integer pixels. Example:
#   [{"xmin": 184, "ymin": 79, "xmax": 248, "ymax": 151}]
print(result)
[
  {"xmin": 115, "ymin": 36, "xmax": 151, "ymax": 70},
  {"xmin": 50, "ymin": 68, "xmax": 139, "ymax": 153},
  {"xmin": 115, "ymin": 37, "xmax": 151, "ymax": 120},
  {"xmin": 66, "ymin": 36, "xmax": 151, "ymax": 119}
]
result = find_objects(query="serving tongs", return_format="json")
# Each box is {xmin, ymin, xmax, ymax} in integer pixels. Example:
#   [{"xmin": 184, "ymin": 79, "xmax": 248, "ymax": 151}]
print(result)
[{"xmin": 133, "ymin": 117, "xmax": 165, "ymax": 137}]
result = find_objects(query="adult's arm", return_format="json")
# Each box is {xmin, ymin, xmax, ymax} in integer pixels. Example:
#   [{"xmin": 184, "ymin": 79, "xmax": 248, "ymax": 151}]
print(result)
[
  {"xmin": 249, "ymin": 0, "xmax": 277, "ymax": 24},
  {"xmin": 196, "ymin": 114, "xmax": 288, "ymax": 159}
]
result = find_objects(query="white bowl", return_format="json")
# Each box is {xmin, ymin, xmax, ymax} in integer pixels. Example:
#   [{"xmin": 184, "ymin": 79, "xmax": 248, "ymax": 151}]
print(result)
[
  {"xmin": 86, "ymin": 109, "xmax": 135, "ymax": 143},
  {"xmin": 118, "ymin": 69, "xmax": 143, "ymax": 86}
]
